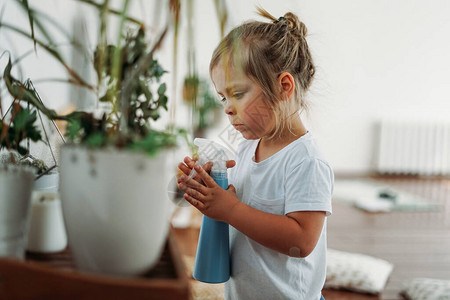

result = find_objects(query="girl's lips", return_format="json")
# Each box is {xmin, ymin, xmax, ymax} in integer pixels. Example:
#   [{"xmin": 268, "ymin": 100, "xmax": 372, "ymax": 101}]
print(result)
[{"xmin": 233, "ymin": 124, "xmax": 245, "ymax": 130}]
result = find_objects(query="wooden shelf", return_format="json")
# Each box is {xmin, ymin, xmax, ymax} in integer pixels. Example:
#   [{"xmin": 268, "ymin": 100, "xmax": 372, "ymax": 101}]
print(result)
[{"xmin": 0, "ymin": 228, "xmax": 190, "ymax": 300}]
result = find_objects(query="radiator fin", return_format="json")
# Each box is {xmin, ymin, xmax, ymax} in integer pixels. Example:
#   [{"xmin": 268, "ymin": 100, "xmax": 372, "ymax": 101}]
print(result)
[{"xmin": 377, "ymin": 119, "xmax": 450, "ymax": 176}]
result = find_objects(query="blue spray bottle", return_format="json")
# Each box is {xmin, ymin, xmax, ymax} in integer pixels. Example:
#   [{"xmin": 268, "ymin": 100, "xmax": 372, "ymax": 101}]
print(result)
[{"xmin": 190, "ymin": 139, "xmax": 232, "ymax": 283}]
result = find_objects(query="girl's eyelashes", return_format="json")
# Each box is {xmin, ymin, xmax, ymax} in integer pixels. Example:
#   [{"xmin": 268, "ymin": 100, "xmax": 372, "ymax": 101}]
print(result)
[
  {"xmin": 233, "ymin": 92, "xmax": 244, "ymax": 99},
  {"xmin": 218, "ymin": 91, "xmax": 245, "ymax": 104}
]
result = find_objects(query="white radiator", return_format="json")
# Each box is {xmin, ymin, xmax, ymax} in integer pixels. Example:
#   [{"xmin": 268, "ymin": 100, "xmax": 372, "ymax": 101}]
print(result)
[{"xmin": 376, "ymin": 119, "xmax": 450, "ymax": 176}]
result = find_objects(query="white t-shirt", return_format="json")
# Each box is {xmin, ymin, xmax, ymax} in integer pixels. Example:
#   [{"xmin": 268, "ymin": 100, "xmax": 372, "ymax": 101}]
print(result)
[{"xmin": 225, "ymin": 132, "xmax": 333, "ymax": 300}]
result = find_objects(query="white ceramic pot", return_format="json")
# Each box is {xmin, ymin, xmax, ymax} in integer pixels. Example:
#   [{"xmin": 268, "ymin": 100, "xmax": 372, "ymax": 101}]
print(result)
[
  {"xmin": 26, "ymin": 192, "xmax": 67, "ymax": 253},
  {"xmin": 34, "ymin": 171, "xmax": 59, "ymax": 192},
  {"xmin": 59, "ymin": 147, "xmax": 171, "ymax": 276},
  {"xmin": 0, "ymin": 165, "xmax": 35, "ymax": 259}
]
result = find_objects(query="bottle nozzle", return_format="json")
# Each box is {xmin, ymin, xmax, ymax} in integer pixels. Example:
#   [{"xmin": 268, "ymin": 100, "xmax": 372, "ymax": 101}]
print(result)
[
  {"xmin": 189, "ymin": 138, "xmax": 233, "ymax": 178},
  {"xmin": 211, "ymin": 149, "xmax": 227, "ymax": 174}
]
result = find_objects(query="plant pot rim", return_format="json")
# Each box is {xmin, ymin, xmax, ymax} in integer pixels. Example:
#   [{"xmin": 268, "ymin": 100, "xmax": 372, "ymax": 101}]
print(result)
[
  {"xmin": 61, "ymin": 144, "xmax": 173, "ymax": 157},
  {"xmin": 40, "ymin": 170, "xmax": 59, "ymax": 175},
  {"xmin": 0, "ymin": 164, "xmax": 36, "ymax": 176}
]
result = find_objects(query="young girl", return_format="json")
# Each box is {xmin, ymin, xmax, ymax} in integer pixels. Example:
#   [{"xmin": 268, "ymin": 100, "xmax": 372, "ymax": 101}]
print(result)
[{"xmin": 177, "ymin": 8, "xmax": 333, "ymax": 300}]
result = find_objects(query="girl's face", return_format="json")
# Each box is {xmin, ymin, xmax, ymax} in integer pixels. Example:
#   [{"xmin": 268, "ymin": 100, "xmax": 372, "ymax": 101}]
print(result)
[{"xmin": 211, "ymin": 63, "xmax": 276, "ymax": 140}]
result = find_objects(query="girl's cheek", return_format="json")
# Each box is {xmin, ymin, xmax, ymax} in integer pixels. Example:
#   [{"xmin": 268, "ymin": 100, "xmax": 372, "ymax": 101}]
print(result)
[{"xmin": 241, "ymin": 105, "xmax": 256, "ymax": 124}]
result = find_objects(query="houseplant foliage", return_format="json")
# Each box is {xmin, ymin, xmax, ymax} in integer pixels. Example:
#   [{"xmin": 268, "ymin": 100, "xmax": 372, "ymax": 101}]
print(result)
[
  {"xmin": 1, "ymin": 0, "xmax": 178, "ymax": 155},
  {"xmin": 182, "ymin": 74, "xmax": 221, "ymax": 137},
  {"xmin": 66, "ymin": 26, "xmax": 177, "ymax": 155},
  {"xmin": 0, "ymin": 103, "xmax": 42, "ymax": 156},
  {"xmin": 181, "ymin": 0, "xmax": 226, "ymax": 137},
  {"xmin": 0, "ymin": 0, "xmax": 185, "ymax": 275},
  {"xmin": 0, "ymin": 103, "xmax": 50, "ymax": 173},
  {"xmin": 0, "ymin": 57, "xmax": 52, "ymax": 173}
]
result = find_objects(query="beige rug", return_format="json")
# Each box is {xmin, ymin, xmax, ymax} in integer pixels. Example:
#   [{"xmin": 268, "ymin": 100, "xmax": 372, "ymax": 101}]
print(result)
[{"xmin": 182, "ymin": 255, "xmax": 224, "ymax": 300}]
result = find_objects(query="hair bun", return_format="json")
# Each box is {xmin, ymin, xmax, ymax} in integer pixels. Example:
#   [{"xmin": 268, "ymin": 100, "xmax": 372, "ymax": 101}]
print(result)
[{"xmin": 284, "ymin": 12, "xmax": 307, "ymax": 38}]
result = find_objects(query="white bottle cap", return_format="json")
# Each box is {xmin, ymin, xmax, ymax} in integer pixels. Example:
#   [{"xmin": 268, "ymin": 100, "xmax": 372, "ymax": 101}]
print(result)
[{"xmin": 211, "ymin": 159, "xmax": 226, "ymax": 173}]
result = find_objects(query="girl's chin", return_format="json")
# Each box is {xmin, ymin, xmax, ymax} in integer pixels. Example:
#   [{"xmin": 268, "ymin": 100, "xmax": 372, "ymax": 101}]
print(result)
[{"xmin": 240, "ymin": 130, "xmax": 260, "ymax": 140}]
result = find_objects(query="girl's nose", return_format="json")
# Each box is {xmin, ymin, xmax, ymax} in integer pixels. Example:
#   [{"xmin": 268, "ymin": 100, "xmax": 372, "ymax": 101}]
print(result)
[{"xmin": 224, "ymin": 100, "xmax": 236, "ymax": 115}]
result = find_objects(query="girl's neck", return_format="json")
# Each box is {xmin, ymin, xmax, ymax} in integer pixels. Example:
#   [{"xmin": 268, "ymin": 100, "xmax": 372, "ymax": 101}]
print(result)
[
  {"xmin": 262, "ymin": 115, "xmax": 307, "ymax": 144},
  {"xmin": 254, "ymin": 117, "xmax": 307, "ymax": 163}
]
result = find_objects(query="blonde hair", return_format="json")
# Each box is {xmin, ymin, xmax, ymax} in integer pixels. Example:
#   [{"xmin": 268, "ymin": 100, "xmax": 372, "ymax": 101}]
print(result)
[{"xmin": 210, "ymin": 7, "xmax": 315, "ymax": 139}]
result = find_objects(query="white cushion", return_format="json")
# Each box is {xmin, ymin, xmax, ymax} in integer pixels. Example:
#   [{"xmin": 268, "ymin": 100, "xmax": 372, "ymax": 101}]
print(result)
[
  {"xmin": 401, "ymin": 278, "xmax": 450, "ymax": 300},
  {"xmin": 325, "ymin": 249, "xmax": 394, "ymax": 294}
]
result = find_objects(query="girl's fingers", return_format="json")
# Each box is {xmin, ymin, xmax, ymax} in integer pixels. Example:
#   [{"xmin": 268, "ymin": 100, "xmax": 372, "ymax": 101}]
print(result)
[
  {"xmin": 178, "ymin": 163, "xmax": 192, "ymax": 176},
  {"xmin": 226, "ymin": 160, "xmax": 236, "ymax": 169},
  {"xmin": 180, "ymin": 176, "xmax": 208, "ymax": 195},
  {"xmin": 184, "ymin": 193, "xmax": 205, "ymax": 210},
  {"xmin": 179, "ymin": 158, "xmax": 234, "ymax": 182},
  {"xmin": 194, "ymin": 165, "xmax": 217, "ymax": 188},
  {"xmin": 228, "ymin": 184, "xmax": 236, "ymax": 193},
  {"xmin": 184, "ymin": 156, "xmax": 196, "ymax": 168},
  {"xmin": 202, "ymin": 162, "xmax": 213, "ymax": 173},
  {"xmin": 182, "ymin": 185, "xmax": 206, "ymax": 200},
  {"xmin": 202, "ymin": 161, "xmax": 234, "ymax": 172}
]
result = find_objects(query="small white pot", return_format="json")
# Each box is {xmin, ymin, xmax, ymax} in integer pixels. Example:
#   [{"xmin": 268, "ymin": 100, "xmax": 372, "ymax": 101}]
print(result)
[
  {"xmin": 34, "ymin": 171, "xmax": 59, "ymax": 192},
  {"xmin": 0, "ymin": 165, "xmax": 35, "ymax": 259},
  {"xmin": 26, "ymin": 192, "xmax": 67, "ymax": 253},
  {"xmin": 59, "ymin": 146, "xmax": 172, "ymax": 276}
]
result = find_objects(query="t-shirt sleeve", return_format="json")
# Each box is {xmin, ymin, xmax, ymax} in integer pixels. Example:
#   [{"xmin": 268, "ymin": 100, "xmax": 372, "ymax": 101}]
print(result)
[{"xmin": 284, "ymin": 157, "xmax": 333, "ymax": 216}]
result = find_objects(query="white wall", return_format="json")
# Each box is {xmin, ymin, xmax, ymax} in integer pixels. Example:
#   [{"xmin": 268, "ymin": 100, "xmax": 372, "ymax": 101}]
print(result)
[
  {"xmin": 296, "ymin": 0, "xmax": 450, "ymax": 174},
  {"xmin": 1, "ymin": 0, "xmax": 450, "ymax": 174}
]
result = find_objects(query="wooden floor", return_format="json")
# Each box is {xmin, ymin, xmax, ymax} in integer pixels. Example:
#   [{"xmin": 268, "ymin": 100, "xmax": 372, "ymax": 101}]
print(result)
[{"xmin": 173, "ymin": 176, "xmax": 450, "ymax": 300}]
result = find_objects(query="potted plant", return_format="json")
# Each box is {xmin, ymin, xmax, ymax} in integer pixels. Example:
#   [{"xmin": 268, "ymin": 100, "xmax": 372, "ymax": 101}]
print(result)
[
  {"xmin": 1, "ymin": 55, "xmax": 72, "ymax": 257},
  {"xmin": 0, "ymin": 0, "xmax": 182, "ymax": 276},
  {"xmin": 58, "ymin": 26, "xmax": 179, "ymax": 276},
  {"xmin": 0, "ymin": 67, "xmax": 46, "ymax": 259},
  {"xmin": 0, "ymin": 117, "xmax": 36, "ymax": 260}
]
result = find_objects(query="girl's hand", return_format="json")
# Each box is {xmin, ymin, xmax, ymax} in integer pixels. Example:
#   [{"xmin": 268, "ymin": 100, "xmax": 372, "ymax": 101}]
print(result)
[
  {"xmin": 177, "ymin": 164, "xmax": 240, "ymax": 222},
  {"xmin": 177, "ymin": 156, "xmax": 235, "ymax": 184}
]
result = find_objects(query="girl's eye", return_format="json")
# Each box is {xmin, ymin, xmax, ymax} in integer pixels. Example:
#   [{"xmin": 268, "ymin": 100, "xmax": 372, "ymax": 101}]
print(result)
[
  {"xmin": 233, "ymin": 92, "xmax": 244, "ymax": 99},
  {"xmin": 218, "ymin": 91, "xmax": 244, "ymax": 104}
]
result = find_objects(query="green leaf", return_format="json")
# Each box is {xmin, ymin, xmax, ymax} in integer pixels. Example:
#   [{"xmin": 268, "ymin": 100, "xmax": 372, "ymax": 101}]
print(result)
[
  {"xmin": 159, "ymin": 95, "xmax": 168, "ymax": 110},
  {"xmin": 26, "ymin": 127, "xmax": 42, "ymax": 142},
  {"xmin": 140, "ymin": 81, "xmax": 153, "ymax": 102},
  {"xmin": 0, "ymin": 23, "xmax": 93, "ymax": 89},
  {"xmin": 66, "ymin": 120, "xmax": 81, "ymax": 142},
  {"xmin": 17, "ymin": 145, "xmax": 28, "ymax": 156},
  {"xmin": 1, "ymin": 105, "xmax": 42, "ymax": 153},
  {"xmin": 157, "ymin": 82, "xmax": 167, "ymax": 95},
  {"xmin": 12, "ymin": 109, "xmax": 32, "ymax": 131},
  {"xmin": 150, "ymin": 111, "xmax": 160, "ymax": 121},
  {"xmin": 85, "ymin": 132, "xmax": 106, "ymax": 148},
  {"xmin": 22, "ymin": 0, "xmax": 36, "ymax": 51},
  {"xmin": 14, "ymin": 0, "xmax": 75, "ymax": 48},
  {"xmin": 151, "ymin": 62, "xmax": 165, "ymax": 78},
  {"xmin": 3, "ymin": 57, "xmax": 59, "ymax": 120},
  {"xmin": 77, "ymin": 0, "xmax": 143, "ymax": 26},
  {"xmin": 128, "ymin": 130, "xmax": 176, "ymax": 156}
]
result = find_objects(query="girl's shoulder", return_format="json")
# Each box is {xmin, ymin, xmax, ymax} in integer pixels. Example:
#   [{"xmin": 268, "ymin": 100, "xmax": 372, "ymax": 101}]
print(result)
[
  {"xmin": 283, "ymin": 132, "xmax": 332, "ymax": 172},
  {"xmin": 234, "ymin": 138, "xmax": 258, "ymax": 157}
]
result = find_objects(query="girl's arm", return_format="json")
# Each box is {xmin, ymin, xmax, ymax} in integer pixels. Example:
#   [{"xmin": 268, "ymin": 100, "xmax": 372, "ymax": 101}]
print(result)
[
  {"xmin": 177, "ymin": 164, "xmax": 326, "ymax": 258},
  {"xmin": 229, "ymin": 203, "xmax": 325, "ymax": 257}
]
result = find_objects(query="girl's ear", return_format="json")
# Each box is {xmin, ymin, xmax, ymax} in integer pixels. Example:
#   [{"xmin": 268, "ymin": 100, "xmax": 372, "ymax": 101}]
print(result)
[{"xmin": 278, "ymin": 72, "xmax": 295, "ymax": 100}]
